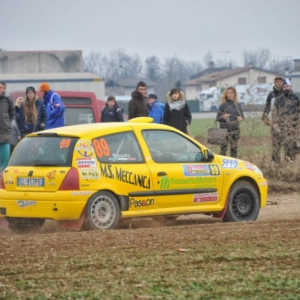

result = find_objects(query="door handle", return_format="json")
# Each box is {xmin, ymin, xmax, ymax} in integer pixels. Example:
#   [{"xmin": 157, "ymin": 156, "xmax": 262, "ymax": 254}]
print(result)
[{"xmin": 157, "ymin": 172, "xmax": 167, "ymax": 176}]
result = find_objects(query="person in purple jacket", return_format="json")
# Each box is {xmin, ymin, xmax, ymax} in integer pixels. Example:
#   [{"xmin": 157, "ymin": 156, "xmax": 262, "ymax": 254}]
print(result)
[{"xmin": 39, "ymin": 82, "xmax": 65, "ymax": 129}]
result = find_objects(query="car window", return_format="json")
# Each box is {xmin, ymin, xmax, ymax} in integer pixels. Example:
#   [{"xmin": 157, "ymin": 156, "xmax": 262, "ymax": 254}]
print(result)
[
  {"xmin": 93, "ymin": 132, "xmax": 143, "ymax": 163},
  {"xmin": 65, "ymin": 107, "xmax": 95, "ymax": 125},
  {"xmin": 9, "ymin": 137, "xmax": 77, "ymax": 166},
  {"xmin": 142, "ymin": 130, "xmax": 203, "ymax": 163}
]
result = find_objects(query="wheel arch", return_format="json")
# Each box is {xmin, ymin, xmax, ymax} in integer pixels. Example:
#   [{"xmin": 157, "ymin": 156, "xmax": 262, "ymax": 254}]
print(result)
[{"xmin": 213, "ymin": 176, "xmax": 260, "ymax": 220}]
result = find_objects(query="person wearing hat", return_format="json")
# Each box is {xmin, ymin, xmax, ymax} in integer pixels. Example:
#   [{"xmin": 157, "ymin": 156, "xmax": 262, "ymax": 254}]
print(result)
[
  {"xmin": 18, "ymin": 86, "xmax": 47, "ymax": 138},
  {"xmin": 101, "ymin": 95, "xmax": 124, "ymax": 122},
  {"xmin": 0, "ymin": 82, "xmax": 14, "ymax": 172},
  {"xmin": 39, "ymin": 83, "xmax": 65, "ymax": 129},
  {"xmin": 271, "ymin": 78, "xmax": 300, "ymax": 163},
  {"xmin": 147, "ymin": 94, "xmax": 165, "ymax": 124},
  {"xmin": 261, "ymin": 76, "xmax": 284, "ymax": 162}
]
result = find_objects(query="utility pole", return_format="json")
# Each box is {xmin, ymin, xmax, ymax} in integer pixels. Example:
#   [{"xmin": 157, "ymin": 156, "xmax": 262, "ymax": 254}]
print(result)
[{"xmin": 218, "ymin": 51, "xmax": 231, "ymax": 66}]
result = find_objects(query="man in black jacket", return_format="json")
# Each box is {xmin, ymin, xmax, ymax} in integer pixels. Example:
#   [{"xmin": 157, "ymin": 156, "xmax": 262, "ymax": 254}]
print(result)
[
  {"xmin": 262, "ymin": 76, "xmax": 284, "ymax": 162},
  {"xmin": 272, "ymin": 78, "xmax": 300, "ymax": 163},
  {"xmin": 0, "ymin": 82, "xmax": 15, "ymax": 172},
  {"xmin": 128, "ymin": 81, "xmax": 149, "ymax": 120}
]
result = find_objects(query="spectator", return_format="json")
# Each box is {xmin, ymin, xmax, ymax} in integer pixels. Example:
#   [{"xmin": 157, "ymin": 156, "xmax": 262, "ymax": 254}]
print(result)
[
  {"xmin": 216, "ymin": 86, "xmax": 244, "ymax": 158},
  {"xmin": 163, "ymin": 88, "xmax": 192, "ymax": 134},
  {"xmin": 101, "ymin": 95, "xmax": 124, "ymax": 122},
  {"xmin": 262, "ymin": 76, "xmax": 284, "ymax": 162},
  {"xmin": 14, "ymin": 97, "xmax": 24, "ymax": 125},
  {"xmin": 272, "ymin": 78, "xmax": 300, "ymax": 163},
  {"xmin": 147, "ymin": 94, "xmax": 165, "ymax": 124},
  {"xmin": 19, "ymin": 87, "xmax": 47, "ymax": 137},
  {"xmin": 39, "ymin": 83, "xmax": 65, "ymax": 129},
  {"xmin": 10, "ymin": 118, "xmax": 21, "ymax": 155},
  {"xmin": 128, "ymin": 81, "xmax": 148, "ymax": 119},
  {"xmin": 0, "ymin": 82, "xmax": 14, "ymax": 172}
]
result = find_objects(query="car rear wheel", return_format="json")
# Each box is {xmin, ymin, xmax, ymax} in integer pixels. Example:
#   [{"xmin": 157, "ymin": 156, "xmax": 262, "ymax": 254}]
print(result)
[
  {"xmin": 223, "ymin": 181, "xmax": 260, "ymax": 222},
  {"xmin": 84, "ymin": 191, "xmax": 121, "ymax": 230},
  {"xmin": 8, "ymin": 218, "xmax": 45, "ymax": 234}
]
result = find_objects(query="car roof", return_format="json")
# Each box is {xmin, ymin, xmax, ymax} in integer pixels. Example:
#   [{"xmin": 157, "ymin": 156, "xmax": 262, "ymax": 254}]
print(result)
[{"xmin": 30, "ymin": 117, "xmax": 170, "ymax": 138}]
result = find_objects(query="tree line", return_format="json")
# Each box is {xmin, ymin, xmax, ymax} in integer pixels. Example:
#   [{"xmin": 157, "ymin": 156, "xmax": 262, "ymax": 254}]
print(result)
[{"xmin": 84, "ymin": 48, "xmax": 292, "ymax": 99}]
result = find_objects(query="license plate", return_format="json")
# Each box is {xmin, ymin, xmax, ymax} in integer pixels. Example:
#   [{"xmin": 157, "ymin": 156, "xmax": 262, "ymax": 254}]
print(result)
[{"xmin": 17, "ymin": 177, "xmax": 45, "ymax": 187}]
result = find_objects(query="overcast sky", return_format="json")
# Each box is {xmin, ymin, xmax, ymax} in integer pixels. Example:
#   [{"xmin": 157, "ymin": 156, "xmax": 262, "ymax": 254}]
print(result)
[{"xmin": 2, "ymin": 0, "xmax": 300, "ymax": 66}]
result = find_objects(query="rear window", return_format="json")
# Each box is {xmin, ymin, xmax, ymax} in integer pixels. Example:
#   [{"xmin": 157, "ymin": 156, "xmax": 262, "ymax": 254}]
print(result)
[
  {"xmin": 65, "ymin": 107, "xmax": 95, "ymax": 125},
  {"xmin": 9, "ymin": 137, "xmax": 78, "ymax": 167}
]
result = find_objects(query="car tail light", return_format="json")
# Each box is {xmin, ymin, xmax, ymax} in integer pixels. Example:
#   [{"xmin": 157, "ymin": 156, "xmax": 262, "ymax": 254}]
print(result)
[
  {"xmin": 0, "ymin": 173, "xmax": 4, "ymax": 189},
  {"xmin": 59, "ymin": 168, "xmax": 79, "ymax": 190}
]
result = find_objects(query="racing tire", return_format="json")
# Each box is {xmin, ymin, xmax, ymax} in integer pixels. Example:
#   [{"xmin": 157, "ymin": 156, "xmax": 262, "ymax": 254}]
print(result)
[
  {"xmin": 223, "ymin": 181, "xmax": 260, "ymax": 222},
  {"xmin": 8, "ymin": 218, "xmax": 45, "ymax": 234},
  {"xmin": 84, "ymin": 191, "xmax": 121, "ymax": 230}
]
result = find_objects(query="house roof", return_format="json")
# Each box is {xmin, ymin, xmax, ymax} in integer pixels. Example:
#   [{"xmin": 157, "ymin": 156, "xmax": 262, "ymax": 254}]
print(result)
[
  {"xmin": 190, "ymin": 67, "xmax": 231, "ymax": 79},
  {"xmin": 183, "ymin": 67, "xmax": 282, "ymax": 86},
  {"xmin": 105, "ymin": 78, "xmax": 155, "ymax": 88}
]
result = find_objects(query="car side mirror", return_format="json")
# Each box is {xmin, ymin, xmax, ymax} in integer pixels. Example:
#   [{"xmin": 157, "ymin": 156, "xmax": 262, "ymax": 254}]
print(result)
[{"xmin": 203, "ymin": 149, "xmax": 214, "ymax": 162}]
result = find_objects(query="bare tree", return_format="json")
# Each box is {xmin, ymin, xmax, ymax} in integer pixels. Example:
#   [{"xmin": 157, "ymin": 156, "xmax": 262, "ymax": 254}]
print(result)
[
  {"xmin": 203, "ymin": 51, "xmax": 213, "ymax": 68},
  {"xmin": 145, "ymin": 56, "xmax": 161, "ymax": 82},
  {"xmin": 242, "ymin": 48, "xmax": 271, "ymax": 68},
  {"xmin": 83, "ymin": 51, "xmax": 104, "ymax": 75}
]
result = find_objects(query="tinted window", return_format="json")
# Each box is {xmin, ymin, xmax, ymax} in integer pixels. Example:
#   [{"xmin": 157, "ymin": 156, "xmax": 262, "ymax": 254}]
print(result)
[
  {"xmin": 93, "ymin": 132, "xmax": 143, "ymax": 163},
  {"xmin": 9, "ymin": 137, "xmax": 77, "ymax": 167},
  {"xmin": 62, "ymin": 97, "xmax": 92, "ymax": 105},
  {"xmin": 142, "ymin": 130, "xmax": 203, "ymax": 163},
  {"xmin": 65, "ymin": 107, "xmax": 95, "ymax": 125}
]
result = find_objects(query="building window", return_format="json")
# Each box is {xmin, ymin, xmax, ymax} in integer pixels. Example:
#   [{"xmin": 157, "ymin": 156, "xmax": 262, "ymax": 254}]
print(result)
[
  {"xmin": 258, "ymin": 76, "xmax": 266, "ymax": 84},
  {"xmin": 238, "ymin": 77, "xmax": 247, "ymax": 85}
]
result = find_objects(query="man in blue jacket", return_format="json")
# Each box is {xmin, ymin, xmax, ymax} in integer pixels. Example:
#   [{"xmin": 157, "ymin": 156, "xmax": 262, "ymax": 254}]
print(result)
[
  {"xmin": 147, "ymin": 94, "xmax": 165, "ymax": 124},
  {"xmin": 39, "ymin": 83, "xmax": 65, "ymax": 129}
]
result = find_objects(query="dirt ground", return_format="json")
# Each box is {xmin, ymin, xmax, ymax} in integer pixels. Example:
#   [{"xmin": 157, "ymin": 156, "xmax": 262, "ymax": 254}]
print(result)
[{"xmin": 0, "ymin": 192, "xmax": 299, "ymax": 237}]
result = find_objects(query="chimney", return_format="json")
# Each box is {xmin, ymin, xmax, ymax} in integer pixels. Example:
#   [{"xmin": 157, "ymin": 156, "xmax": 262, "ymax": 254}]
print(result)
[
  {"xmin": 293, "ymin": 59, "xmax": 300, "ymax": 72},
  {"xmin": 209, "ymin": 61, "xmax": 215, "ymax": 68}
]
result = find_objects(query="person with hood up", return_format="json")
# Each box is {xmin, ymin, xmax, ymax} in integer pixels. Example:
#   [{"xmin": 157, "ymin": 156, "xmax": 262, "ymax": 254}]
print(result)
[
  {"xmin": 216, "ymin": 86, "xmax": 244, "ymax": 158},
  {"xmin": 163, "ymin": 88, "xmax": 192, "ymax": 134},
  {"xmin": 271, "ymin": 78, "xmax": 300, "ymax": 163},
  {"xmin": 39, "ymin": 83, "xmax": 65, "ymax": 129},
  {"xmin": 18, "ymin": 87, "xmax": 47, "ymax": 137},
  {"xmin": 147, "ymin": 94, "xmax": 165, "ymax": 124},
  {"xmin": 128, "ymin": 81, "xmax": 149, "ymax": 120},
  {"xmin": 101, "ymin": 95, "xmax": 124, "ymax": 122},
  {"xmin": 0, "ymin": 82, "xmax": 14, "ymax": 172}
]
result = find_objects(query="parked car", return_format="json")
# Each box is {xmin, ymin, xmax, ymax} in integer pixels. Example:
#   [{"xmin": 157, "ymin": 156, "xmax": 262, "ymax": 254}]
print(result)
[{"xmin": 0, "ymin": 117, "xmax": 268, "ymax": 233}]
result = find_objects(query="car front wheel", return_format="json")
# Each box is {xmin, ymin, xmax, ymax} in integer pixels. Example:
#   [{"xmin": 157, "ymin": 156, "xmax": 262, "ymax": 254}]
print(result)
[
  {"xmin": 223, "ymin": 181, "xmax": 260, "ymax": 222},
  {"xmin": 84, "ymin": 191, "xmax": 120, "ymax": 230}
]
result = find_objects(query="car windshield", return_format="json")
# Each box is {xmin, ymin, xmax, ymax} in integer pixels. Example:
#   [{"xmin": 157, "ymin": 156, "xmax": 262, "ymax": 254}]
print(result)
[{"xmin": 9, "ymin": 136, "xmax": 78, "ymax": 167}]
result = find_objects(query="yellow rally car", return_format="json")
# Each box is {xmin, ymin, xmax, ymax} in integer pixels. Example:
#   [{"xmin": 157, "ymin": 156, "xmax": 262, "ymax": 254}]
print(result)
[{"xmin": 0, "ymin": 117, "xmax": 268, "ymax": 233}]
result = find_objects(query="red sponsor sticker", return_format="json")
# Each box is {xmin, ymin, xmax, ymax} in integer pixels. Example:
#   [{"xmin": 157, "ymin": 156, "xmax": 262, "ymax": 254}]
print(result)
[{"xmin": 193, "ymin": 192, "xmax": 218, "ymax": 203}]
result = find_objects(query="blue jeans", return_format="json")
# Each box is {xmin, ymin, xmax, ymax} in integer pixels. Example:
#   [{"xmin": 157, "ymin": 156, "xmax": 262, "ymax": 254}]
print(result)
[{"xmin": 0, "ymin": 143, "xmax": 10, "ymax": 172}]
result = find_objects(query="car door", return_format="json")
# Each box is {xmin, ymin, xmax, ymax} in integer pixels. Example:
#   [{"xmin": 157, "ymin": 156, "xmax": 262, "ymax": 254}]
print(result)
[
  {"xmin": 92, "ymin": 131, "xmax": 158, "ymax": 212},
  {"xmin": 141, "ymin": 130, "xmax": 224, "ymax": 209}
]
